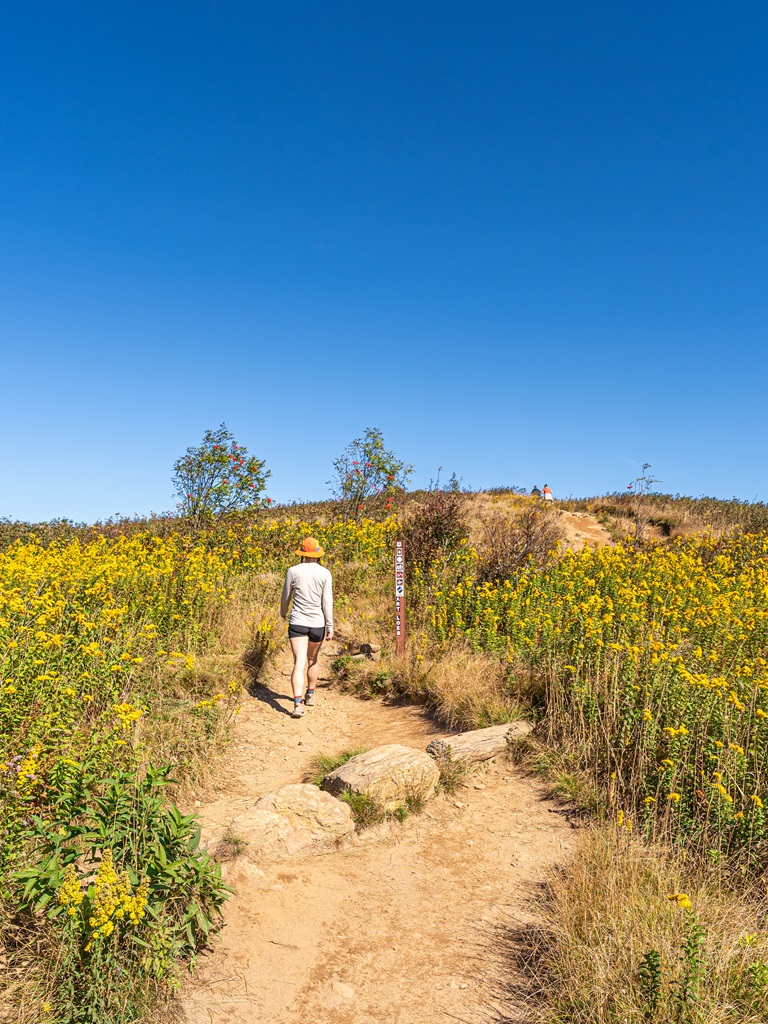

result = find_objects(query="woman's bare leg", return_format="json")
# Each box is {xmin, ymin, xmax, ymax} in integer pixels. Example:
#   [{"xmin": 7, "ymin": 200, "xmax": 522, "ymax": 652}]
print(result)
[
  {"xmin": 306, "ymin": 639, "xmax": 323, "ymax": 693},
  {"xmin": 290, "ymin": 636, "xmax": 309, "ymax": 698}
]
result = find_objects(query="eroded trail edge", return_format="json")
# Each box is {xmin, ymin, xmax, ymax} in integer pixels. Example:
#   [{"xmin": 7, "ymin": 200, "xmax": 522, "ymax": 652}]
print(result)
[{"xmin": 178, "ymin": 642, "xmax": 575, "ymax": 1024}]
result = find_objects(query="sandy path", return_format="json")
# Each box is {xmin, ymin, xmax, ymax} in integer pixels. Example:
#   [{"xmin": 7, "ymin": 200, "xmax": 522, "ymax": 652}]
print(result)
[
  {"xmin": 178, "ymin": 643, "xmax": 575, "ymax": 1024},
  {"xmin": 558, "ymin": 510, "xmax": 613, "ymax": 550}
]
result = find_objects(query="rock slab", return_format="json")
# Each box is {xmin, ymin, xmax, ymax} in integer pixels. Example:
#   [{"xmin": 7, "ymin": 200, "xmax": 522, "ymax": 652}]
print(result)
[
  {"xmin": 426, "ymin": 721, "xmax": 534, "ymax": 765},
  {"xmin": 233, "ymin": 783, "xmax": 355, "ymax": 859},
  {"xmin": 322, "ymin": 744, "xmax": 440, "ymax": 810}
]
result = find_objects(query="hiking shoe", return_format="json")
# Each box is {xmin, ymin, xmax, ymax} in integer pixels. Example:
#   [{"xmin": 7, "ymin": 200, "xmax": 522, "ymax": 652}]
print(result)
[
  {"xmin": 304, "ymin": 690, "xmax": 316, "ymax": 707},
  {"xmin": 291, "ymin": 701, "xmax": 306, "ymax": 718}
]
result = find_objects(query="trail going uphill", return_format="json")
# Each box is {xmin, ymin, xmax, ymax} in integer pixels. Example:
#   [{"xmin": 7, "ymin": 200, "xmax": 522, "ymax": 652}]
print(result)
[{"xmin": 178, "ymin": 641, "xmax": 575, "ymax": 1024}]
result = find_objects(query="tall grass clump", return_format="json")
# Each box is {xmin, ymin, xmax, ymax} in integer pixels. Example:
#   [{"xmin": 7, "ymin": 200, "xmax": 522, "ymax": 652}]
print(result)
[
  {"xmin": 334, "ymin": 647, "xmax": 526, "ymax": 730},
  {"xmin": 523, "ymin": 827, "xmax": 768, "ymax": 1023},
  {"xmin": 303, "ymin": 748, "xmax": 369, "ymax": 787}
]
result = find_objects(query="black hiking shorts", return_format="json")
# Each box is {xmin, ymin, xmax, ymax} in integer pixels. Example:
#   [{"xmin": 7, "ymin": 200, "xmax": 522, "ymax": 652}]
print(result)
[{"xmin": 288, "ymin": 623, "xmax": 325, "ymax": 643}]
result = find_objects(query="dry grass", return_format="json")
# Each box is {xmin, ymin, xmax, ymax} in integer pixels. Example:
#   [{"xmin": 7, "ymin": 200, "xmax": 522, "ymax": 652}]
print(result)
[
  {"xmin": 433, "ymin": 751, "xmax": 476, "ymax": 795},
  {"xmin": 422, "ymin": 648, "xmax": 528, "ymax": 728},
  {"xmin": 142, "ymin": 577, "xmax": 284, "ymax": 795},
  {"xmin": 218, "ymin": 577, "xmax": 285, "ymax": 691},
  {"xmin": 517, "ymin": 826, "xmax": 768, "ymax": 1023},
  {"xmin": 561, "ymin": 493, "xmax": 768, "ymax": 541},
  {"xmin": 507, "ymin": 734, "xmax": 603, "ymax": 816},
  {"xmin": 463, "ymin": 491, "xmax": 532, "ymax": 548},
  {"xmin": 335, "ymin": 591, "xmax": 390, "ymax": 649},
  {"xmin": 335, "ymin": 646, "xmax": 528, "ymax": 731},
  {"xmin": 218, "ymin": 572, "xmax": 284, "ymax": 649}
]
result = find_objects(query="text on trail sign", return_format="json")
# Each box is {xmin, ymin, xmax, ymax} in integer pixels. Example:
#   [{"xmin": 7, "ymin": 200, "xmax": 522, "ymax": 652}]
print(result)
[{"xmin": 394, "ymin": 539, "xmax": 406, "ymax": 655}]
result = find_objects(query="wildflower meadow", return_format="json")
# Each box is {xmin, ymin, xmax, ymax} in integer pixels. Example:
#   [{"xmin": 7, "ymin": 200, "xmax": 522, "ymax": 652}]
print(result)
[
  {"xmin": 0, "ymin": 513, "xmax": 397, "ymax": 1022},
  {"xmin": 5, "ymin": 488, "xmax": 768, "ymax": 1023},
  {"xmin": 418, "ymin": 525, "xmax": 768, "ymax": 870}
]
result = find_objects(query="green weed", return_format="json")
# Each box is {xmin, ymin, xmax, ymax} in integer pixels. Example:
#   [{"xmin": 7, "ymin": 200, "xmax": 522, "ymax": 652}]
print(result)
[{"xmin": 303, "ymin": 749, "xmax": 369, "ymax": 787}]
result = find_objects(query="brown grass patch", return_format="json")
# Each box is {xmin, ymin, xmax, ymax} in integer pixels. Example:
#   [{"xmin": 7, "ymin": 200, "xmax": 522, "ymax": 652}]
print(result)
[
  {"xmin": 335, "ymin": 647, "xmax": 527, "ymax": 731},
  {"xmin": 518, "ymin": 826, "xmax": 768, "ymax": 1023}
]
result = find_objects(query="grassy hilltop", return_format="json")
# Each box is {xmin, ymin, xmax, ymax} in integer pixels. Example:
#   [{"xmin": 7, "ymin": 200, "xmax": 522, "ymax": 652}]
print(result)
[{"xmin": 3, "ymin": 490, "xmax": 768, "ymax": 1022}]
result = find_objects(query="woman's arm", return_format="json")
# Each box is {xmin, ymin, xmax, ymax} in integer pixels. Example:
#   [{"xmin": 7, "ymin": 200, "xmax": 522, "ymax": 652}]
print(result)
[
  {"xmin": 322, "ymin": 574, "xmax": 334, "ymax": 638},
  {"xmin": 279, "ymin": 569, "xmax": 293, "ymax": 619}
]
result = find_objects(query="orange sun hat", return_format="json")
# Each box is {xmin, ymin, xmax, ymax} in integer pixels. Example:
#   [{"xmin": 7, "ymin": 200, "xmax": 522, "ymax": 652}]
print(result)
[{"xmin": 296, "ymin": 537, "xmax": 325, "ymax": 558}]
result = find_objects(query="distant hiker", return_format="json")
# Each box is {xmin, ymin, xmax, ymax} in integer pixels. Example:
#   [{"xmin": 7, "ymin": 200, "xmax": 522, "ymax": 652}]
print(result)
[
  {"xmin": 280, "ymin": 537, "xmax": 334, "ymax": 718},
  {"xmin": 531, "ymin": 485, "xmax": 541, "ymax": 498},
  {"xmin": 542, "ymin": 484, "xmax": 554, "ymax": 503}
]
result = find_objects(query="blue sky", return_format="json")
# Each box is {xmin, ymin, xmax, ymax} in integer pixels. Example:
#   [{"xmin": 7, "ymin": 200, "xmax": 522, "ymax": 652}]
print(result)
[{"xmin": 1, "ymin": 2, "xmax": 766, "ymax": 522}]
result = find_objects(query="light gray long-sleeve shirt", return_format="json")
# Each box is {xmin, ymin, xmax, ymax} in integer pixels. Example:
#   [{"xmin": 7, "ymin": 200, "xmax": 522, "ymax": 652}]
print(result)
[{"xmin": 280, "ymin": 562, "xmax": 334, "ymax": 631}]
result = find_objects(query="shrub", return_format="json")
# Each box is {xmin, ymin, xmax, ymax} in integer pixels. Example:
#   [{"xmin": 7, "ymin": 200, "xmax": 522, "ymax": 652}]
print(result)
[
  {"xmin": 401, "ymin": 490, "xmax": 468, "ymax": 583},
  {"xmin": 475, "ymin": 501, "xmax": 563, "ymax": 582}
]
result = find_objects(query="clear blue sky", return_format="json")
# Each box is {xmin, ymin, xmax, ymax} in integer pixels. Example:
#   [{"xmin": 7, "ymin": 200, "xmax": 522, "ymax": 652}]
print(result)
[{"xmin": 2, "ymin": 2, "xmax": 766, "ymax": 522}]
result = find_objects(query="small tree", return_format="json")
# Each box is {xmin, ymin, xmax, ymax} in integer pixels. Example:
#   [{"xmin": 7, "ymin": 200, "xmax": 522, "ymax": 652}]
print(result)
[
  {"xmin": 173, "ymin": 424, "xmax": 271, "ymax": 521},
  {"xmin": 330, "ymin": 427, "xmax": 412, "ymax": 517}
]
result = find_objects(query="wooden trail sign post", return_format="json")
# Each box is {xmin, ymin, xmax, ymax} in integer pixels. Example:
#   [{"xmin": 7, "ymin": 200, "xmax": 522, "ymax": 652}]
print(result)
[{"xmin": 395, "ymin": 539, "xmax": 406, "ymax": 656}]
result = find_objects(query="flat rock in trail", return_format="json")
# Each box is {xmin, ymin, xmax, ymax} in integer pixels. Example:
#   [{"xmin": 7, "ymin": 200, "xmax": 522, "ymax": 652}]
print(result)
[
  {"xmin": 322, "ymin": 743, "xmax": 440, "ymax": 810},
  {"xmin": 232, "ymin": 783, "xmax": 355, "ymax": 860},
  {"xmin": 178, "ymin": 640, "xmax": 575, "ymax": 1024}
]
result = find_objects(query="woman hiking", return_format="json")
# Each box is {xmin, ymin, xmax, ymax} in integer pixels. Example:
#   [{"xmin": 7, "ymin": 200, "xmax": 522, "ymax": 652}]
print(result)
[{"xmin": 280, "ymin": 537, "xmax": 334, "ymax": 718}]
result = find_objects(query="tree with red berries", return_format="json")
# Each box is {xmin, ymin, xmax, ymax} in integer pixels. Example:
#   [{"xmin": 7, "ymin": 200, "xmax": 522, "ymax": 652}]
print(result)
[
  {"xmin": 330, "ymin": 426, "xmax": 412, "ymax": 518},
  {"xmin": 173, "ymin": 424, "xmax": 271, "ymax": 521}
]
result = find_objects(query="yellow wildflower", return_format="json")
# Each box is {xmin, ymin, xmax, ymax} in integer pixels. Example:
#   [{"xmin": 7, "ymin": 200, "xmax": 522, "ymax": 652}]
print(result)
[{"xmin": 668, "ymin": 892, "xmax": 692, "ymax": 911}]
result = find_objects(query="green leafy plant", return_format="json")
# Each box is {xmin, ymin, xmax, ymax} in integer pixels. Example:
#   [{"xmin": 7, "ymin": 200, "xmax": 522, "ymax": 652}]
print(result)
[
  {"xmin": 11, "ymin": 767, "xmax": 229, "ymax": 1022},
  {"xmin": 638, "ymin": 949, "xmax": 663, "ymax": 1021},
  {"xmin": 673, "ymin": 910, "xmax": 707, "ymax": 1024}
]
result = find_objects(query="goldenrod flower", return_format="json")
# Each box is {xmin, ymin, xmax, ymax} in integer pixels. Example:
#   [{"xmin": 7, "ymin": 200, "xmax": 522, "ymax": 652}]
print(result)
[{"xmin": 668, "ymin": 892, "xmax": 692, "ymax": 911}]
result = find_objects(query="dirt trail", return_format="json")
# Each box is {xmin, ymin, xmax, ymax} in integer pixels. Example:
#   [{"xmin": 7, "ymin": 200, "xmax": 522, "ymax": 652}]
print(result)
[
  {"xmin": 558, "ymin": 510, "xmax": 613, "ymax": 551},
  {"xmin": 178, "ymin": 643, "xmax": 575, "ymax": 1024}
]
